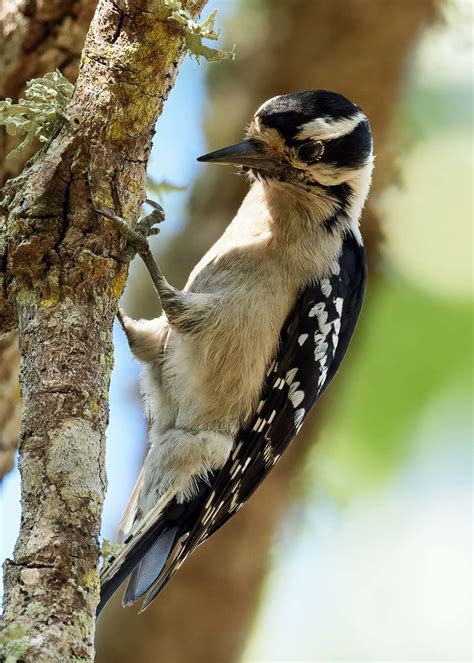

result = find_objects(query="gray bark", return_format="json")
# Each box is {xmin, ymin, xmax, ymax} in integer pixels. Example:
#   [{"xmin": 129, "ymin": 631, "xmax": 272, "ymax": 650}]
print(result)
[
  {"xmin": 0, "ymin": 0, "xmax": 98, "ymax": 482},
  {"xmin": 0, "ymin": 0, "xmax": 207, "ymax": 660}
]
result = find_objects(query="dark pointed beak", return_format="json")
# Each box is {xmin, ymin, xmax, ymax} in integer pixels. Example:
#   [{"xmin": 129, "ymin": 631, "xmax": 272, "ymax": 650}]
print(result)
[{"xmin": 197, "ymin": 140, "xmax": 278, "ymax": 172}]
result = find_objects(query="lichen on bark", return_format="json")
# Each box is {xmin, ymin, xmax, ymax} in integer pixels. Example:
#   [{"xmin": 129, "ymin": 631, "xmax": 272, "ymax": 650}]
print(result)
[
  {"xmin": 0, "ymin": 71, "xmax": 74, "ymax": 161},
  {"xmin": 0, "ymin": 0, "xmax": 208, "ymax": 660}
]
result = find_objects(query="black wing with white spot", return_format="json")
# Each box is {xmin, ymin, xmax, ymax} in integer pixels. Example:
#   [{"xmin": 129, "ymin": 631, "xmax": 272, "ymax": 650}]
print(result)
[{"xmin": 128, "ymin": 230, "xmax": 367, "ymax": 609}]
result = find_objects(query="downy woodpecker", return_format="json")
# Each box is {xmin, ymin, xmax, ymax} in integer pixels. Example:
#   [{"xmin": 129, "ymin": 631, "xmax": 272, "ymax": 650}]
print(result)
[{"xmin": 98, "ymin": 90, "xmax": 373, "ymax": 614}]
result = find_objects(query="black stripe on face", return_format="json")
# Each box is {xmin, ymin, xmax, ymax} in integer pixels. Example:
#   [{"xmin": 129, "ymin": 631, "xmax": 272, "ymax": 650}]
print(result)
[
  {"xmin": 320, "ymin": 120, "xmax": 372, "ymax": 169},
  {"xmin": 325, "ymin": 182, "xmax": 353, "ymax": 208}
]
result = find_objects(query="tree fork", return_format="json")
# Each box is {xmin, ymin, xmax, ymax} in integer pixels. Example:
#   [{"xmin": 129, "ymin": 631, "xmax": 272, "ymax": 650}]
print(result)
[{"xmin": 0, "ymin": 0, "xmax": 207, "ymax": 660}]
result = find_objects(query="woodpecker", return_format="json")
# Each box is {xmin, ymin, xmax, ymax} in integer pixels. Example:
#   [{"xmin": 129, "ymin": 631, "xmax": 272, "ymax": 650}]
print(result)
[{"xmin": 98, "ymin": 90, "xmax": 373, "ymax": 614}]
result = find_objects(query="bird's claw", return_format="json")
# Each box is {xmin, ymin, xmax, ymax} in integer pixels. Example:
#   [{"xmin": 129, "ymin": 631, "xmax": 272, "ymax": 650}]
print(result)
[
  {"xmin": 110, "ymin": 249, "xmax": 135, "ymax": 264},
  {"xmin": 96, "ymin": 199, "xmax": 165, "ymax": 261},
  {"xmin": 135, "ymin": 199, "xmax": 165, "ymax": 236},
  {"xmin": 144, "ymin": 198, "xmax": 165, "ymax": 219}
]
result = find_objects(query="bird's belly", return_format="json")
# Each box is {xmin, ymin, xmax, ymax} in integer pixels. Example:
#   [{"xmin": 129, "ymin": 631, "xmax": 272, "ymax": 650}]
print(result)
[{"xmin": 162, "ymin": 296, "xmax": 292, "ymax": 431}]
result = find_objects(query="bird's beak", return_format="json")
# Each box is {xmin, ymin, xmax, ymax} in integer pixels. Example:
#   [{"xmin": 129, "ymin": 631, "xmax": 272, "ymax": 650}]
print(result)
[{"xmin": 197, "ymin": 140, "xmax": 278, "ymax": 172}]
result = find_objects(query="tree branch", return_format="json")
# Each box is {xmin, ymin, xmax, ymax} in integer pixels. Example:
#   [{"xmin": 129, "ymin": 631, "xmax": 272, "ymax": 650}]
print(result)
[{"xmin": 0, "ymin": 0, "xmax": 207, "ymax": 659}]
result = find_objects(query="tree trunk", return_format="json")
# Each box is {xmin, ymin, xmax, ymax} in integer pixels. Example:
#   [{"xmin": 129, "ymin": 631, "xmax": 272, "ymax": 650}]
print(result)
[
  {"xmin": 0, "ymin": 0, "xmax": 98, "ymax": 482},
  {"xmin": 0, "ymin": 0, "xmax": 207, "ymax": 660},
  {"xmin": 96, "ymin": 1, "xmax": 438, "ymax": 662}
]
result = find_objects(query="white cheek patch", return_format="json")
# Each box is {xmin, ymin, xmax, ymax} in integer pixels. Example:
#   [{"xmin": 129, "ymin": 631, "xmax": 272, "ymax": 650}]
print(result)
[{"xmin": 296, "ymin": 111, "xmax": 365, "ymax": 141}]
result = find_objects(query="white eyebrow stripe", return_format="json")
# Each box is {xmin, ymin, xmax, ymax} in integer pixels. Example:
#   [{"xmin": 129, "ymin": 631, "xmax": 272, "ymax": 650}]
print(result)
[{"xmin": 296, "ymin": 111, "xmax": 365, "ymax": 141}]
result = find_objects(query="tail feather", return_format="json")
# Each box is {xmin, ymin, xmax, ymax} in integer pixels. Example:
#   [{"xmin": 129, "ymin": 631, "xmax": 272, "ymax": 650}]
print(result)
[
  {"xmin": 97, "ymin": 487, "xmax": 176, "ymax": 618},
  {"xmin": 123, "ymin": 526, "xmax": 178, "ymax": 606},
  {"xmin": 97, "ymin": 519, "xmax": 172, "ymax": 617},
  {"xmin": 97, "ymin": 481, "xmax": 211, "ymax": 617},
  {"xmin": 140, "ymin": 559, "xmax": 181, "ymax": 612}
]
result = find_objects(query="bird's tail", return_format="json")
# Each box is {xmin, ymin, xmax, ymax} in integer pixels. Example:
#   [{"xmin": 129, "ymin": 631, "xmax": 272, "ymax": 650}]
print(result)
[
  {"xmin": 97, "ymin": 486, "xmax": 178, "ymax": 617},
  {"xmin": 122, "ymin": 525, "xmax": 179, "ymax": 606}
]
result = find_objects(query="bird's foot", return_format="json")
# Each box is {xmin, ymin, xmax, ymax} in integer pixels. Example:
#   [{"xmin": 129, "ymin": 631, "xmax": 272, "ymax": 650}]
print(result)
[{"xmin": 96, "ymin": 199, "xmax": 165, "ymax": 262}]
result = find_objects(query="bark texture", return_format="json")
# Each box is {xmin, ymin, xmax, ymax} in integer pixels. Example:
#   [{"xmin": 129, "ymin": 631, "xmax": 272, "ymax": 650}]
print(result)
[
  {"xmin": 0, "ymin": 0, "xmax": 98, "ymax": 482},
  {"xmin": 96, "ymin": 1, "xmax": 438, "ymax": 662},
  {"xmin": 0, "ymin": 0, "xmax": 207, "ymax": 660}
]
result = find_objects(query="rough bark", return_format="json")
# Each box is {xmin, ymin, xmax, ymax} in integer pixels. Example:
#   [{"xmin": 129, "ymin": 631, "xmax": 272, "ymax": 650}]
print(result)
[
  {"xmin": 96, "ymin": 1, "xmax": 438, "ymax": 661},
  {"xmin": 0, "ymin": 0, "xmax": 98, "ymax": 482},
  {"xmin": 0, "ymin": 0, "xmax": 207, "ymax": 660}
]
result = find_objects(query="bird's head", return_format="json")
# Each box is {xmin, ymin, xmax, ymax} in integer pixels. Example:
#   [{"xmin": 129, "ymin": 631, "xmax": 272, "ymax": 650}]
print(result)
[{"xmin": 198, "ymin": 90, "xmax": 373, "ymax": 192}]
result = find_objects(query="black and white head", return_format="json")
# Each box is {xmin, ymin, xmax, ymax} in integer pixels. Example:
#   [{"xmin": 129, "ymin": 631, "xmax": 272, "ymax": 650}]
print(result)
[{"xmin": 198, "ymin": 90, "xmax": 374, "ymax": 218}]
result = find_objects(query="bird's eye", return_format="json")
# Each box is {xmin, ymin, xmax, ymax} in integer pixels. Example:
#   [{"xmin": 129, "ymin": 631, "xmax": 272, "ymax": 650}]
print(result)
[{"xmin": 296, "ymin": 140, "xmax": 324, "ymax": 163}]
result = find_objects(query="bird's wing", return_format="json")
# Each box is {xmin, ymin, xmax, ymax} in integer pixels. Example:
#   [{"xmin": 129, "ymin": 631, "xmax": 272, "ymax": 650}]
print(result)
[
  {"xmin": 137, "ymin": 230, "xmax": 367, "ymax": 610},
  {"xmin": 98, "ymin": 230, "xmax": 366, "ymax": 614}
]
